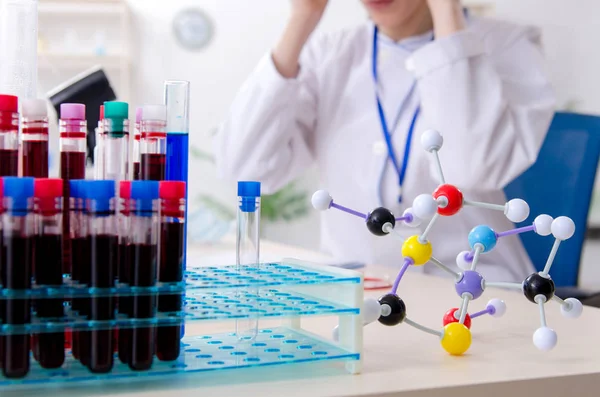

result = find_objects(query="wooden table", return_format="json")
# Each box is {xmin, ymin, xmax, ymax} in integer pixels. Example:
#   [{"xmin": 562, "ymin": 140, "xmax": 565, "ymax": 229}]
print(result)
[{"xmin": 8, "ymin": 240, "xmax": 600, "ymax": 397}]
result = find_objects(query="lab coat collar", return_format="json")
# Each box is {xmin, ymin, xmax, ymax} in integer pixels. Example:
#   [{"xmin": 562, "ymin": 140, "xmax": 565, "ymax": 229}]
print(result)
[{"xmin": 374, "ymin": 23, "xmax": 434, "ymax": 52}]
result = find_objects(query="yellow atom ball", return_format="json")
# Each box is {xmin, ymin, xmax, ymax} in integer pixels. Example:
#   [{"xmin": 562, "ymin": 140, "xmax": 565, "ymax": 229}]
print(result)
[
  {"xmin": 401, "ymin": 235, "xmax": 432, "ymax": 266},
  {"xmin": 441, "ymin": 323, "xmax": 472, "ymax": 356}
]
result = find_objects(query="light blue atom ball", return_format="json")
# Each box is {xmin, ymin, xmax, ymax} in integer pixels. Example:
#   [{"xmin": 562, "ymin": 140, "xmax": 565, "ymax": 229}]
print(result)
[{"xmin": 468, "ymin": 225, "xmax": 497, "ymax": 253}]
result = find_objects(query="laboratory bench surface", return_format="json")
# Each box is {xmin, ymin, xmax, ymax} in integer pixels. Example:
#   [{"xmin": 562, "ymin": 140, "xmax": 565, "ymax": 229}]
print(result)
[{"xmin": 5, "ymin": 239, "xmax": 600, "ymax": 397}]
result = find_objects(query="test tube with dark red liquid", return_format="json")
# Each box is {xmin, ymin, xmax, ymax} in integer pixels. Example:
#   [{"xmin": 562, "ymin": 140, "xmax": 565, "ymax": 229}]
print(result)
[
  {"xmin": 0, "ymin": 95, "xmax": 19, "ymax": 177},
  {"xmin": 117, "ymin": 181, "xmax": 132, "ymax": 364},
  {"xmin": 68, "ymin": 180, "xmax": 88, "ymax": 361},
  {"xmin": 1, "ymin": 177, "xmax": 35, "ymax": 379},
  {"xmin": 140, "ymin": 105, "xmax": 167, "ymax": 181},
  {"xmin": 21, "ymin": 99, "xmax": 49, "ymax": 178},
  {"xmin": 60, "ymin": 104, "xmax": 87, "ymax": 277},
  {"xmin": 33, "ymin": 178, "xmax": 65, "ymax": 369},
  {"xmin": 156, "ymin": 181, "xmax": 186, "ymax": 362},
  {"xmin": 132, "ymin": 107, "xmax": 142, "ymax": 180},
  {"xmin": 129, "ymin": 181, "xmax": 159, "ymax": 370},
  {"xmin": 86, "ymin": 180, "xmax": 117, "ymax": 373},
  {"xmin": 0, "ymin": 178, "xmax": 5, "ymax": 370}
]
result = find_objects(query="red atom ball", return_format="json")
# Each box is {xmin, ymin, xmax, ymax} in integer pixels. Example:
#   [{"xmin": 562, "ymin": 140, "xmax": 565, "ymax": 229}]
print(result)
[
  {"xmin": 433, "ymin": 184, "xmax": 464, "ymax": 216},
  {"xmin": 443, "ymin": 308, "xmax": 472, "ymax": 329}
]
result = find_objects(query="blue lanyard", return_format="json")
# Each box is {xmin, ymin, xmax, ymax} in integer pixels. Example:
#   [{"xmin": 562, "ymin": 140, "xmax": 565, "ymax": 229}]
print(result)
[{"xmin": 372, "ymin": 26, "xmax": 421, "ymax": 204}]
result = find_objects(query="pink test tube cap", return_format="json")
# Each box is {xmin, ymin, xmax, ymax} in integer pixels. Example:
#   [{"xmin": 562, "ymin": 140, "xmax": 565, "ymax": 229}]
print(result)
[
  {"xmin": 60, "ymin": 103, "xmax": 86, "ymax": 120},
  {"xmin": 120, "ymin": 181, "xmax": 132, "ymax": 198},
  {"xmin": 136, "ymin": 106, "xmax": 143, "ymax": 123},
  {"xmin": 0, "ymin": 94, "xmax": 18, "ymax": 113}
]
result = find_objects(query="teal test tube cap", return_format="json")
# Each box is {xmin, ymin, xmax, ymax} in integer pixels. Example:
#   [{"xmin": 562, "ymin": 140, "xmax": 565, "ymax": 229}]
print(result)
[{"xmin": 104, "ymin": 101, "xmax": 129, "ymax": 131}]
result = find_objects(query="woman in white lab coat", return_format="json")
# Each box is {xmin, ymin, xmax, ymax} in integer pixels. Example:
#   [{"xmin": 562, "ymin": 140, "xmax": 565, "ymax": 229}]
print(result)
[{"xmin": 214, "ymin": 0, "xmax": 556, "ymax": 282}]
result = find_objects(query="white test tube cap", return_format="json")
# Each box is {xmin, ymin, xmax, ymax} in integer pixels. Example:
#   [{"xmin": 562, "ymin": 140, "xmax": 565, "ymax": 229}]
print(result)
[
  {"xmin": 21, "ymin": 99, "xmax": 47, "ymax": 119},
  {"xmin": 142, "ymin": 104, "xmax": 167, "ymax": 121}
]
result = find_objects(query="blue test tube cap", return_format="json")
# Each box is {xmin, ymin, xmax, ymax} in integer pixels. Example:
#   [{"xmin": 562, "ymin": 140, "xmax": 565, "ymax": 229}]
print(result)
[
  {"xmin": 131, "ymin": 180, "xmax": 159, "ymax": 216},
  {"xmin": 3, "ymin": 177, "xmax": 34, "ymax": 212},
  {"xmin": 84, "ymin": 180, "xmax": 115, "ymax": 213},
  {"xmin": 69, "ymin": 180, "xmax": 87, "ymax": 199},
  {"xmin": 238, "ymin": 181, "xmax": 261, "ymax": 213}
]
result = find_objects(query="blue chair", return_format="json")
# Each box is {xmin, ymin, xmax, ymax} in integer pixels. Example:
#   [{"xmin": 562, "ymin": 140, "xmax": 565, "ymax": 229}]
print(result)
[{"xmin": 504, "ymin": 112, "xmax": 600, "ymax": 288}]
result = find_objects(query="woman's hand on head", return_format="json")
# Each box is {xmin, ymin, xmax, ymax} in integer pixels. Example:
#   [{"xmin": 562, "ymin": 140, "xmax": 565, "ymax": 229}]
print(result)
[
  {"xmin": 426, "ymin": 0, "xmax": 465, "ymax": 38},
  {"xmin": 290, "ymin": 0, "xmax": 329, "ymax": 22}
]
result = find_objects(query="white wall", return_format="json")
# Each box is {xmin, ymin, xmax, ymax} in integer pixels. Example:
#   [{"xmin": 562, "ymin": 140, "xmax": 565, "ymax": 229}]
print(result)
[{"xmin": 124, "ymin": 0, "xmax": 367, "ymax": 249}]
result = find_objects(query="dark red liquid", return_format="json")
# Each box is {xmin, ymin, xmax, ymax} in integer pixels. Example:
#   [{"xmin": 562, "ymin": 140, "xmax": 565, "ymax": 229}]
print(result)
[
  {"xmin": 156, "ymin": 223, "xmax": 184, "ymax": 362},
  {"xmin": 60, "ymin": 151, "xmax": 86, "ymax": 276},
  {"xmin": 34, "ymin": 234, "xmax": 65, "ymax": 369},
  {"xmin": 22, "ymin": 140, "xmax": 49, "ymax": 178},
  {"xmin": 89, "ymin": 234, "xmax": 117, "ymax": 373},
  {"xmin": 133, "ymin": 162, "xmax": 140, "ymax": 181},
  {"xmin": 71, "ymin": 237, "xmax": 92, "ymax": 365},
  {"xmin": 129, "ymin": 243, "xmax": 157, "ymax": 370},
  {"xmin": 0, "ymin": 149, "xmax": 18, "ymax": 177},
  {"xmin": 118, "ymin": 243, "xmax": 131, "ymax": 365},
  {"xmin": 2, "ymin": 236, "xmax": 32, "ymax": 379},
  {"xmin": 141, "ymin": 153, "xmax": 166, "ymax": 181}
]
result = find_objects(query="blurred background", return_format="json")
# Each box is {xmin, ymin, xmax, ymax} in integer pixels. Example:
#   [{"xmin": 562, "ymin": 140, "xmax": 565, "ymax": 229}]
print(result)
[{"xmin": 21, "ymin": 0, "xmax": 600, "ymax": 285}]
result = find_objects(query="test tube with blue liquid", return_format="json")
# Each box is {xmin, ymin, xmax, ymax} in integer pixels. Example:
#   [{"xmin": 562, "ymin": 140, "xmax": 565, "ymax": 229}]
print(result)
[
  {"xmin": 236, "ymin": 181, "xmax": 261, "ymax": 341},
  {"xmin": 164, "ymin": 81, "xmax": 189, "ymax": 338}
]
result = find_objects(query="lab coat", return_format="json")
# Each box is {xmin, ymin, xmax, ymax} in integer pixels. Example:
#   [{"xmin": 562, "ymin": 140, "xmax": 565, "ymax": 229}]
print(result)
[{"xmin": 214, "ymin": 17, "xmax": 556, "ymax": 282}]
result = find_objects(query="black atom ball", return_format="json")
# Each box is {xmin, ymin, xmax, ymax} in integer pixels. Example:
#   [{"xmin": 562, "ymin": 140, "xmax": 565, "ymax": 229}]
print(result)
[
  {"xmin": 523, "ymin": 273, "xmax": 555, "ymax": 303},
  {"xmin": 366, "ymin": 207, "xmax": 396, "ymax": 236},
  {"xmin": 377, "ymin": 294, "xmax": 406, "ymax": 326}
]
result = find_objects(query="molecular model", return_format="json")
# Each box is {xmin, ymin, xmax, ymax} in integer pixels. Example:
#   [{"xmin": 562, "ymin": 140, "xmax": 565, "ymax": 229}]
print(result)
[{"xmin": 312, "ymin": 130, "xmax": 583, "ymax": 356}]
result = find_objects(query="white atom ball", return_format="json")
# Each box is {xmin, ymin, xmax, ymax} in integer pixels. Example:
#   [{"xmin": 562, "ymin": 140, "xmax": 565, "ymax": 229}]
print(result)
[
  {"xmin": 413, "ymin": 194, "xmax": 438, "ymax": 219},
  {"xmin": 551, "ymin": 216, "xmax": 575, "ymax": 241},
  {"xmin": 332, "ymin": 325, "xmax": 339, "ymax": 342},
  {"xmin": 455, "ymin": 251, "xmax": 472, "ymax": 271},
  {"xmin": 402, "ymin": 208, "xmax": 422, "ymax": 228},
  {"xmin": 505, "ymin": 199, "xmax": 530, "ymax": 223},
  {"xmin": 487, "ymin": 299, "xmax": 506, "ymax": 318},
  {"xmin": 560, "ymin": 298, "xmax": 583, "ymax": 319},
  {"xmin": 363, "ymin": 298, "xmax": 382, "ymax": 324},
  {"xmin": 311, "ymin": 190, "xmax": 333, "ymax": 211},
  {"xmin": 421, "ymin": 129, "xmax": 444, "ymax": 152},
  {"xmin": 534, "ymin": 215, "xmax": 554, "ymax": 236},
  {"xmin": 533, "ymin": 327, "xmax": 557, "ymax": 351}
]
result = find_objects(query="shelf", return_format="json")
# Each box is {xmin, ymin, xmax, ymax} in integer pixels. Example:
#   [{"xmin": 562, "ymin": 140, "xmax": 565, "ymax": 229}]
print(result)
[
  {"xmin": 0, "ymin": 327, "xmax": 360, "ymax": 386},
  {"xmin": 38, "ymin": 53, "xmax": 130, "ymax": 70},
  {"xmin": 0, "ymin": 288, "xmax": 358, "ymax": 335},
  {"xmin": 38, "ymin": 1, "xmax": 128, "ymax": 17},
  {"xmin": 0, "ymin": 262, "xmax": 361, "ymax": 299}
]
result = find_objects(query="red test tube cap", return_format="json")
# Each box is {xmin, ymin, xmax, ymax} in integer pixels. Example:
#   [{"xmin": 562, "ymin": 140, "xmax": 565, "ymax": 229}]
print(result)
[
  {"xmin": 34, "ymin": 178, "xmax": 64, "ymax": 198},
  {"xmin": 120, "ymin": 181, "xmax": 131, "ymax": 198},
  {"xmin": 159, "ymin": 181, "xmax": 186, "ymax": 200},
  {"xmin": 100, "ymin": 105, "xmax": 104, "ymax": 120},
  {"xmin": 0, "ymin": 94, "xmax": 18, "ymax": 113}
]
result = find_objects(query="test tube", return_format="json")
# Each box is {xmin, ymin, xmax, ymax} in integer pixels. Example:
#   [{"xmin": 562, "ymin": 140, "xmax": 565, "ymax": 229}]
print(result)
[
  {"xmin": 0, "ymin": 94, "xmax": 19, "ymax": 177},
  {"xmin": 60, "ymin": 104, "xmax": 87, "ymax": 277},
  {"xmin": 117, "ymin": 180, "xmax": 132, "ymax": 365},
  {"xmin": 0, "ymin": 0, "xmax": 38, "ymax": 99},
  {"xmin": 140, "ymin": 105, "xmax": 167, "ymax": 181},
  {"xmin": 103, "ymin": 101, "xmax": 130, "ymax": 185},
  {"xmin": 0, "ymin": 178, "xmax": 5, "ymax": 370},
  {"xmin": 129, "ymin": 181, "xmax": 159, "ymax": 370},
  {"xmin": 86, "ymin": 180, "xmax": 117, "ymax": 373},
  {"xmin": 132, "ymin": 107, "xmax": 142, "ymax": 180},
  {"xmin": 1, "ymin": 177, "xmax": 35, "ymax": 379},
  {"xmin": 69, "ymin": 180, "xmax": 88, "ymax": 361},
  {"xmin": 94, "ymin": 105, "xmax": 105, "ymax": 180},
  {"xmin": 33, "ymin": 178, "xmax": 65, "ymax": 369},
  {"xmin": 236, "ymin": 182, "xmax": 261, "ymax": 341},
  {"xmin": 21, "ymin": 99, "xmax": 49, "ymax": 178},
  {"xmin": 156, "ymin": 181, "xmax": 186, "ymax": 362},
  {"xmin": 164, "ymin": 81, "xmax": 189, "ymax": 271}
]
